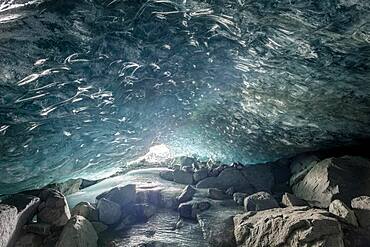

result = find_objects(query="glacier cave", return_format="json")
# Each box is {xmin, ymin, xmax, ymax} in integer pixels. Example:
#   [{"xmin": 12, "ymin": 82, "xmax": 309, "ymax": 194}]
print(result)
[{"xmin": 0, "ymin": 0, "xmax": 370, "ymax": 246}]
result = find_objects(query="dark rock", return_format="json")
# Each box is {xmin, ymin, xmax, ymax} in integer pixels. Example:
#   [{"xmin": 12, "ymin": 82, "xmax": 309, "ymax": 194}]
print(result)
[
  {"xmin": 351, "ymin": 196, "xmax": 370, "ymax": 228},
  {"xmin": 38, "ymin": 189, "xmax": 71, "ymax": 227},
  {"xmin": 329, "ymin": 200, "xmax": 358, "ymax": 227},
  {"xmin": 159, "ymin": 170, "xmax": 174, "ymax": 181},
  {"xmin": 91, "ymin": 221, "xmax": 108, "ymax": 234},
  {"xmin": 71, "ymin": 201, "xmax": 98, "ymax": 222},
  {"xmin": 23, "ymin": 223, "xmax": 52, "ymax": 236},
  {"xmin": 136, "ymin": 188, "xmax": 162, "ymax": 207},
  {"xmin": 234, "ymin": 207, "xmax": 344, "ymax": 247},
  {"xmin": 281, "ymin": 193, "xmax": 307, "ymax": 207},
  {"xmin": 240, "ymin": 164, "xmax": 274, "ymax": 192},
  {"xmin": 173, "ymin": 170, "xmax": 193, "ymax": 185},
  {"xmin": 289, "ymin": 154, "xmax": 320, "ymax": 186},
  {"xmin": 193, "ymin": 168, "xmax": 208, "ymax": 183},
  {"xmin": 47, "ymin": 178, "xmax": 82, "ymax": 196},
  {"xmin": 97, "ymin": 198, "xmax": 121, "ymax": 225},
  {"xmin": 135, "ymin": 203, "xmax": 156, "ymax": 221},
  {"xmin": 177, "ymin": 185, "xmax": 196, "ymax": 203},
  {"xmin": 208, "ymin": 188, "xmax": 230, "ymax": 200},
  {"xmin": 14, "ymin": 233, "xmax": 43, "ymax": 247},
  {"xmin": 225, "ymin": 187, "xmax": 235, "ymax": 196},
  {"xmin": 80, "ymin": 179, "xmax": 100, "ymax": 190},
  {"xmin": 244, "ymin": 192, "xmax": 279, "ymax": 211},
  {"xmin": 56, "ymin": 216, "xmax": 98, "ymax": 247},
  {"xmin": 292, "ymin": 156, "xmax": 370, "ymax": 208},
  {"xmin": 178, "ymin": 200, "xmax": 211, "ymax": 220},
  {"xmin": 233, "ymin": 193, "xmax": 247, "ymax": 206},
  {"xmin": 96, "ymin": 184, "xmax": 136, "ymax": 207}
]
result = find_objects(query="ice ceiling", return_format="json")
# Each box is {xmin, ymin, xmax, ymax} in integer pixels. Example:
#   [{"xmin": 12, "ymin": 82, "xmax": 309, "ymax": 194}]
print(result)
[{"xmin": 0, "ymin": 0, "xmax": 370, "ymax": 194}]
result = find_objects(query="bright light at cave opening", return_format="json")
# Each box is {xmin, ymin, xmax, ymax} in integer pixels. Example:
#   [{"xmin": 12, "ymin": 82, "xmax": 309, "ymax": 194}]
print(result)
[{"xmin": 144, "ymin": 144, "xmax": 171, "ymax": 163}]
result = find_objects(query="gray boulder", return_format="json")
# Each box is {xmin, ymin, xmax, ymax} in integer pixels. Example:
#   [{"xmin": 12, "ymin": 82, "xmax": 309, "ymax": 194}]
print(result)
[
  {"xmin": 0, "ymin": 204, "xmax": 18, "ymax": 247},
  {"xmin": 292, "ymin": 156, "xmax": 370, "ymax": 208},
  {"xmin": 136, "ymin": 188, "xmax": 162, "ymax": 207},
  {"xmin": 14, "ymin": 233, "xmax": 43, "ymax": 247},
  {"xmin": 38, "ymin": 189, "xmax": 71, "ymax": 227},
  {"xmin": 193, "ymin": 168, "xmax": 208, "ymax": 183},
  {"xmin": 47, "ymin": 178, "xmax": 82, "ymax": 196},
  {"xmin": 351, "ymin": 196, "xmax": 370, "ymax": 228},
  {"xmin": 240, "ymin": 164, "xmax": 274, "ymax": 192},
  {"xmin": 159, "ymin": 170, "xmax": 174, "ymax": 181},
  {"xmin": 244, "ymin": 192, "xmax": 279, "ymax": 211},
  {"xmin": 173, "ymin": 170, "xmax": 193, "ymax": 185},
  {"xmin": 281, "ymin": 193, "xmax": 307, "ymax": 207},
  {"xmin": 289, "ymin": 154, "xmax": 320, "ymax": 186},
  {"xmin": 234, "ymin": 207, "xmax": 344, "ymax": 247},
  {"xmin": 23, "ymin": 223, "xmax": 52, "ymax": 236},
  {"xmin": 233, "ymin": 193, "xmax": 248, "ymax": 206},
  {"xmin": 91, "ymin": 221, "xmax": 108, "ymax": 234},
  {"xmin": 71, "ymin": 201, "xmax": 98, "ymax": 222},
  {"xmin": 177, "ymin": 185, "xmax": 196, "ymax": 203},
  {"xmin": 208, "ymin": 188, "xmax": 230, "ymax": 200},
  {"xmin": 96, "ymin": 184, "xmax": 136, "ymax": 207},
  {"xmin": 329, "ymin": 200, "xmax": 358, "ymax": 227},
  {"xmin": 97, "ymin": 198, "xmax": 121, "ymax": 225},
  {"xmin": 56, "ymin": 216, "xmax": 98, "ymax": 247},
  {"xmin": 178, "ymin": 200, "xmax": 211, "ymax": 220}
]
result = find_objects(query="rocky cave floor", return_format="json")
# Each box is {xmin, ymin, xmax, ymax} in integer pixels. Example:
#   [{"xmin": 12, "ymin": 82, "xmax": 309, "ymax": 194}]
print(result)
[{"xmin": 1, "ymin": 148, "xmax": 370, "ymax": 247}]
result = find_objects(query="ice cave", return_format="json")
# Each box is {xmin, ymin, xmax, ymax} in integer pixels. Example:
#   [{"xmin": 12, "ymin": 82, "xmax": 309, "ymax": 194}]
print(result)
[{"xmin": 0, "ymin": 0, "xmax": 370, "ymax": 246}]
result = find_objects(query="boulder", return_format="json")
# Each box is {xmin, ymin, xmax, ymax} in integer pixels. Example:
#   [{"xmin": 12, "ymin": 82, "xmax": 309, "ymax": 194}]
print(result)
[
  {"xmin": 14, "ymin": 233, "xmax": 43, "ymax": 247},
  {"xmin": 193, "ymin": 168, "xmax": 208, "ymax": 183},
  {"xmin": 97, "ymin": 198, "xmax": 121, "ymax": 225},
  {"xmin": 244, "ymin": 192, "xmax": 279, "ymax": 211},
  {"xmin": 351, "ymin": 196, "xmax": 370, "ymax": 228},
  {"xmin": 329, "ymin": 200, "xmax": 358, "ymax": 227},
  {"xmin": 177, "ymin": 185, "xmax": 196, "ymax": 203},
  {"xmin": 71, "ymin": 201, "xmax": 98, "ymax": 221},
  {"xmin": 196, "ymin": 168, "xmax": 254, "ymax": 193},
  {"xmin": 0, "ymin": 204, "xmax": 18, "ymax": 247},
  {"xmin": 96, "ymin": 184, "xmax": 136, "ymax": 207},
  {"xmin": 178, "ymin": 200, "xmax": 211, "ymax": 220},
  {"xmin": 240, "ymin": 164, "xmax": 274, "ymax": 192},
  {"xmin": 233, "ymin": 193, "xmax": 247, "ymax": 206},
  {"xmin": 159, "ymin": 170, "xmax": 174, "ymax": 181},
  {"xmin": 91, "ymin": 221, "xmax": 108, "ymax": 233},
  {"xmin": 292, "ymin": 156, "xmax": 370, "ymax": 208},
  {"xmin": 56, "ymin": 216, "xmax": 98, "ymax": 247},
  {"xmin": 136, "ymin": 188, "xmax": 162, "ymax": 207},
  {"xmin": 135, "ymin": 203, "xmax": 156, "ymax": 221},
  {"xmin": 281, "ymin": 193, "xmax": 307, "ymax": 207},
  {"xmin": 38, "ymin": 189, "xmax": 71, "ymax": 227},
  {"xmin": 208, "ymin": 188, "xmax": 230, "ymax": 200},
  {"xmin": 289, "ymin": 154, "xmax": 320, "ymax": 186},
  {"xmin": 234, "ymin": 207, "xmax": 344, "ymax": 247},
  {"xmin": 173, "ymin": 170, "xmax": 193, "ymax": 185},
  {"xmin": 47, "ymin": 178, "xmax": 82, "ymax": 196},
  {"xmin": 23, "ymin": 223, "xmax": 52, "ymax": 236}
]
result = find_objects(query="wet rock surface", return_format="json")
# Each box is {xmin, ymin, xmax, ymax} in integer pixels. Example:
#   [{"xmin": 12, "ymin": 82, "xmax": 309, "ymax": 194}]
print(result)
[{"xmin": 244, "ymin": 192, "xmax": 279, "ymax": 211}]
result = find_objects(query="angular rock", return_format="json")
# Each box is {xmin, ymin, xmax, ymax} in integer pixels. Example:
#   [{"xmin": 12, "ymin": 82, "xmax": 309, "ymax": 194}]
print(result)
[
  {"xmin": 178, "ymin": 200, "xmax": 211, "ymax": 220},
  {"xmin": 47, "ymin": 178, "xmax": 82, "ymax": 196},
  {"xmin": 225, "ymin": 187, "xmax": 235, "ymax": 196},
  {"xmin": 240, "ymin": 164, "xmax": 274, "ymax": 192},
  {"xmin": 71, "ymin": 201, "xmax": 98, "ymax": 222},
  {"xmin": 234, "ymin": 207, "xmax": 344, "ymax": 247},
  {"xmin": 173, "ymin": 169, "xmax": 193, "ymax": 185},
  {"xmin": 159, "ymin": 170, "xmax": 174, "ymax": 181},
  {"xmin": 281, "ymin": 193, "xmax": 307, "ymax": 207},
  {"xmin": 0, "ymin": 204, "xmax": 18, "ymax": 247},
  {"xmin": 38, "ymin": 189, "xmax": 71, "ymax": 227},
  {"xmin": 289, "ymin": 154, "xmax": 320, "ymax": 186},
  {"xmin": 136, "ymin": 188, "xmax": 162, "ymax": 207},
  {"xmin": 244, "ymin": 192, "xmax": 279, "ymax": 211},
  {"xmin": 14, "ymin": 233, "xmax": 43, "ymax": 247},
  {"xmin": 292, "ymin": 156, "xmax": 370, "ymax": 208},
  {"xmin": 96, "ymin": 184, "xmax": 136, "ymax": 207},
  {"xmin": 208, "ymin": 188, "xmax": 230, "ymax": 200},
  {"xmin": 91, "ymin": 221, "xmax": 108, "ymax": 233},
  {"xmin": 351, "ymin": 196, "xmax": 370, "ymax": 228},
  {"xmin": 329, "ymin": 200, "xmax": 358, "ymax": 227},
  {"xmin": 193, "ymin": 168, "xmax": 208, "ymax": 183},
  {"xmin": 233, "ymin": 193, "xmax": 248, "ymax": 206},
  {"xmin": 177, "ymin": 185, "xmax": 196, "ymax": 203},
  {"xmin": 196, "ymin": 168, "xmax": 254, "ymax": 193},
  {"xmin": 97, "ymin": 198, "xmax": 121, "ymax": 225},
  {"xmin": 135, "ymin": 203, "xmax": 156, "ymax": 221},
  {"xmin": 56, "ymin": 216, "xmax": 98, "ymax": 247},
  {"xmin": 23, "ymin": 223, "xmax": 52, "ymax": 236}
]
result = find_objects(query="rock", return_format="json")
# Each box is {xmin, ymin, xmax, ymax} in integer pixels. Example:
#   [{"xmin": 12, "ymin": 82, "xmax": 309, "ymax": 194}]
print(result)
[
  {"xmin": 281, "ymin": 193, "xmax": 307, "ymax": 207},
  {"xmin": 289, "ymin": 154, "xmax": 320, "ymax": 186},
  {"xmin": 136, "ymin": 188, "xmax": 162, "ymax": 207},
  {"xmin": 80, "ymin": 179, "xmax": 100, "ymax": 190},
  {"xmin": 96, "ymin": 184, "xmax": 136, "ymax": 207},
  {"xmin": 159, "ymin": 170, "xmax": 174, "ymax": 181},
  {"xmin": 0, "ymin": 204, "xmax": 18, "ymax": 247},
  {"xmin": 225, "ymin": 187, "xmax": 235, "ymax": 196},
  {"xmin": 244, "ymin": 192, "xmax": 279, "ymax": 211},
  {"xmin": 177, "ymin": 185, "xmax": 196, "ymax": 203},
  {"xmin": 135, "ymin": 203, "xmax": 156, "ymax": 221},
  {"xmin": 38, "ymin": 189, "xmax": 71, "ymax": 227},
  {"xmin": 208, "ymin": 188, "xmax": 230, "ymax": 200},
  {"xmin": 240, "ymin": 164, "xmax": 275, "ymax": 192},
  {"xmin": 47, "ymin": 178, "xmax": 82, "ymax": 196},
  {"xmin": 292, "ymin": 156, "xmax": 370, "ymax": 208},
  {"xmin": 173, "ymin": 170, "xmax": 193, "ymax": 185},
  {"xmin": 56, "ymin": 216, "xmax": 98, "ymax": 247},
  {"xmin": 234, "ymin": 207, "xmax": 344, "ymax": 247},
  {"xmin": 0, "ymin": 194, "xmax": 41, "ymax": 247},
  {"xmin": 23, "ymin": 223, "xmax": 52, "ymax": 236},
  {"xmin": 71, "ymin": 201, "xmax": 98, "ymax": 222},
  {"xmin": 329, "ymin": 200, "xmax": 358, "ymax": 227},
  {"xmin": 178, "ymin": 200, "xmax": 211, "ymax": 220},
  {"xmin": 179, "ymin": 156, "xmax": 197, "ymax": 168},
  {"xmin": 233, "ymin": 193, "xmax": 247, "ymax": 206},
  {"xmin": 14, "ymin": 233, "xmax": 43, "ymax": 247},
  {"xmin": 196, "ymin": 168, "xmax": 254, "ymax": 193},
  {"xmin": 91, "ymin": 221, "xmax": 108, "ymax": 233},
  {"xmin": 97, "ymin": 198, "xmax": 121, "ymax": 225},
  {"xmin": 115, "ymin": 214, "xmax": 138, "ymax": 231},
  {"xmin": 351, "ymin": 196, "xmax": 370, "ymax": 228},
  {"xmin": 193, "ymin": 168, "xmax": 208, "ymax": 183}
]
